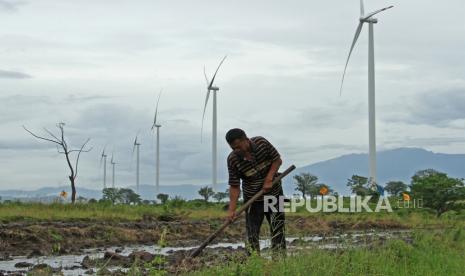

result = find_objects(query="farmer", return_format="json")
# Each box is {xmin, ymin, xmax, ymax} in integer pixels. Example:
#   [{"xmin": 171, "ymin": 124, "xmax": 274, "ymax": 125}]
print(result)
[{"xmin": 225, "ymin": 128, "xmax": 286, "ymax": 255}]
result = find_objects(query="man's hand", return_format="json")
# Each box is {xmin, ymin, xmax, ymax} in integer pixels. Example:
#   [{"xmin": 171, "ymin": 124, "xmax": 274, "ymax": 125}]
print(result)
[
  {"xmin": 226, "ymin": 210, "xmax": 236, "ymax": 222},
  {"xmin": 227, "ymin": 185, "xmax": 240, "ymax": 222},
  {"xmin": 264, "ymin": 158, "xmax": 282, "ymax": 193},
  {"xmin": 263, "ymin": 176, "xmax": 273, "ymax": 193}
]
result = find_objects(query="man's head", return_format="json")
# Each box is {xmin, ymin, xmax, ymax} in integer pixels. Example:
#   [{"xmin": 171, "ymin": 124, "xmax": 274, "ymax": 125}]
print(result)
[{"xmin": 225, "ymin": 128, "xmax": 250, "ymax": 154}]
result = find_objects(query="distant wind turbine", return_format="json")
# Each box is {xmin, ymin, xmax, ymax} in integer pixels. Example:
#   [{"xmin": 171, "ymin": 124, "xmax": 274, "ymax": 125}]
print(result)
[
  {"xmin": 151, "ymin": 90, "xmax": 162, "ymax": 195},
  {"xmin": 340, "ymin": 0, "xmax": 393, "ymax": 187},
  {"xmin": 201, "ymin": 55, "xmax": 227, "ymax": 192},
  {"xmin": 132, "ymin": 135, "xmax": 141, "ymax": 193},
  {"xmin": 100, "ymin": 148, "xmax": 107, "ymax": 189},
  {"xmin": 110, "ymin": 153, "xmax": 116, "ymax": 188}
]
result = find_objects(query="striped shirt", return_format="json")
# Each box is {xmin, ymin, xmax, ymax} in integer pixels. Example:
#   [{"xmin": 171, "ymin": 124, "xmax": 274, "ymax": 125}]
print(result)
[{"xmin": 227, "ymin": 136, "xmax": 283, "ymax": 201}]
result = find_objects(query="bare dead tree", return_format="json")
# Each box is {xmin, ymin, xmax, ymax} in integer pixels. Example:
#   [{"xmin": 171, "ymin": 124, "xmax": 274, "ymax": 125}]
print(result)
[{"xmin": 23, "ymin": 122, "xmax": 92, "ymax": 203}]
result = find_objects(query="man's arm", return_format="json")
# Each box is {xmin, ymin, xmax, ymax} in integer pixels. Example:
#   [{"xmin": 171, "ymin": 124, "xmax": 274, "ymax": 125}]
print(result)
[
  {"xmin": 227, "ymin": 185, "xmax": 241, "ymax": 221},
  {"xmin": 227, "ymin": 155, "xmax": 241, "ymax": 221},
  {"xmin": 261, "ymin": 137, "xmax": 283, "ymax": 192},
  {"xmin": 263, "ymin": 158, "xmax": 282, "ymax": 192}
]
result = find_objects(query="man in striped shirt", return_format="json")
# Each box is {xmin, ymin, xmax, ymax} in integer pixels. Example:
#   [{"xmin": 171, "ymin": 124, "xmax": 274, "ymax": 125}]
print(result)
[{"xmin": 225, "ymin": 128, "xmax": 286, "ymax": 255}]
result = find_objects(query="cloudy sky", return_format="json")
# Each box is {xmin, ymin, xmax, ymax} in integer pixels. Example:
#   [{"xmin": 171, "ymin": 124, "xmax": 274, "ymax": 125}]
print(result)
[{"xmin": 0, "ymin": 0, "xmax": 464, "ymax": 190}]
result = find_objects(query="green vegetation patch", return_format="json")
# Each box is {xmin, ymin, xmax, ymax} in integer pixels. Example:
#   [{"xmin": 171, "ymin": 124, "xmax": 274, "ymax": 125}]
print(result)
[{"xmin": 194, "ymin": 227, "xmax": 465, "ymax": 276}]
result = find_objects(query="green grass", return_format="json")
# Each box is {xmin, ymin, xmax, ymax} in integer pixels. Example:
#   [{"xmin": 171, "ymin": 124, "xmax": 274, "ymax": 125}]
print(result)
[
  {"xmin": 1, "ymin": 201, "xmax": 463, "ymax": 275},
  {"xmin": 291, "ymin": 207, "xmax": 464, "ymax": 227},
  {"xmin": 194, "ymin": 227, "xmax": 465, "ymax": 275},
  {"xmin": 0, "ymin": 201, "xmax": 227, "ymax": 223},
  {"xmin": 0, "ymin": 201, "xmax": 463, "ymax": 229},
  {"xmin": 0, "ymin": 202, "xmax": 159, "ymax": 222},
  {"xmin": 285, "ymin": 196, "xmax": 465, "ymax": 230}
]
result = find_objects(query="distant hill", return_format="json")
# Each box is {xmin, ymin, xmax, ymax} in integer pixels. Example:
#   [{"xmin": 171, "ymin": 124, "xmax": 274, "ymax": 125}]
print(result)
[
  {"xmin": 0, "ymin": 184, "xmax": 229, "ymax": 202},
  {"xmin": 1, "ymin": 147, "xmax": 464, "ymax": 201},
  {"xmin": 284, "ymin": 147, "xmax": 465, "ymax": 194},
  {"xmin": 0, "ymin": 186, "xmax": 102, "ymax": 200}
]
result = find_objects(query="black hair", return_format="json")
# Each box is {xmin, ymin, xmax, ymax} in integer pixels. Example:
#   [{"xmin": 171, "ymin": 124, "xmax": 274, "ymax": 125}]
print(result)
[{"xmin": 225, "ymin": 128, "xmax": 247, "ymax": 144}]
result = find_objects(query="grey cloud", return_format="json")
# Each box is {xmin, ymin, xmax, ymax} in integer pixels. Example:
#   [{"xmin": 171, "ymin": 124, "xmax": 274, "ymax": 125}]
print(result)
[
  {"xmin": 0, "ymin": 139, "xmax": 54, "ymax": 151},
  {"xmin": 64, "ymin": 94, "xmax": 117, "ymax": 103},
  {"xmin": 68, "ymin": 102, "xmax": 221, "ymax": 185},
  {"xmin": 0, "ymin": 0, "xmax": 25, "ymax": 12},
  {"xmin": 73, "ymin": 103, "xmax": 143, "ymax": 133},
  {"xmin": 384, "ymin": 136, "xmax": 465, "ymax": 148},
  {"xmin": 0, "ymin": 95, "xmax": 55, "ymax": 124},
  {"xmin": 384, "ymin": 87, "xmax": 465, "ymax": 127},
  {"xmin": 1, "ymin": 0, "xmax": 465, "ymax": 189},
  {"xmin": 0, "ymin": 93, "xmax": 118, "ymax": 126},
  {"xmin": 0, "ymin": 34, "xmax": 70, "ymax": 49},
  {"xmin": 295, "ymin": 100, "xmax": 365, "ymax": 130},
  {"xmin": 177, "ymin": 37, "xmax": 245, "ymax": 61},
  {"xmin": 0, "ymin": 69, "xmax": 32, "ymax": 79},
  {"xmin": 88, "ymin": 32, "xmax": 168, "ymax": 54},
  {"xmin": 1, "ymin": 94, "xmax": 51, "ymax": 105},
  {"xmin": 281, "ymin": 143, "xmax": 366, "ymax": 156}
]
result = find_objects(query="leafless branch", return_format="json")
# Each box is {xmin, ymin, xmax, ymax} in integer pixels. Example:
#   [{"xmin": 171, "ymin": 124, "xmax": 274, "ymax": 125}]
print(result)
[
  {"xmin": 43, "ymin": 127, "xmax": 62, "ymax": 143},
  {"xmin": 58, "ymin": 123, "xmax": 68, "ymax": 151},
  {"xmin": 24, "ymin": 122, "xmax": 91, "ymax": 203},
  {"xmin": 68, "ymin": 148, "xmax": 92, "ymax": 153},
  {"xmin": 23, "ymin": 125, "xmax": 62, "ymax": 145},
  {"xmin": 56, "ymin": 145, "xmax": 66, "ymax": 154},
  {"xmin": 75, "ymin": 138, "xmax": 91, "ymax": 179},
  {"xmin": 57, "ymin": 147, "xmax": 92, "ymax": 155}
]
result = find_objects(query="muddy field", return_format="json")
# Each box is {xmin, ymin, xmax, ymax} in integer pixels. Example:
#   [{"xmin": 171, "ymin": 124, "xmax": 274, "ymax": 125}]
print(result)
[{"xmin": 0, "ymin": 217, "xmax": 408, "ymax": 275}]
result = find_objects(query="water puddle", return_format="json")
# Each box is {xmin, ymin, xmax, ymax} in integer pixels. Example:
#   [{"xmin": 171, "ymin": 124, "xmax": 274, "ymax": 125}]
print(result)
[{"xmin": 0, "ymin": 229, "xmax": 411, "ymax": 275}]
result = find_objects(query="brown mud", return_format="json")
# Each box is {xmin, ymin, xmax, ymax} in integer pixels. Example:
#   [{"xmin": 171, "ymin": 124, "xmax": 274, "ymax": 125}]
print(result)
[{"xmin": 0, "ymin": 216, "xmax": 405, "ymax": 258}]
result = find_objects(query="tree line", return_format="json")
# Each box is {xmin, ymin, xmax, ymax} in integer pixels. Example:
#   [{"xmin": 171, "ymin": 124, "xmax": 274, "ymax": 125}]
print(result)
[
  {"xmin": 26, "ymin": 166, "xmax": 460, "ymax": 219},
  {"xmin": 293, "ymin": 169, "xmax": 464, "ymax": 217}
]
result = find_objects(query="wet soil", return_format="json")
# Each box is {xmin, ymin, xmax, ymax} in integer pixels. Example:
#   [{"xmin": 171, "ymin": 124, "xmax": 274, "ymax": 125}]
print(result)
[
  {"xmin": 0, "ymin": 216, "xmax": 405, "ymax": 258},
  {"xmin": 0, "ymin": 216, "xmax": 407, "ymax": 275}
]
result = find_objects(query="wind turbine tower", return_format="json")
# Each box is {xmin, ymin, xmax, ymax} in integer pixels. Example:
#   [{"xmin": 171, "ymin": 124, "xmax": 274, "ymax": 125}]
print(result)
[
  {"xmin": 100, "ymin": 149, "xmax": 107, "ymax": 189},
  {"xmin": 201, "ymin": 56, "xmax": 227, "ymax": 192},
  {"xmin": 110, "ymin": 154, "xmax": 116, "ymax": 188},
  {"xmin": 151, "ymin": 91, "xmax": 162, "ymax": 195},
  {"xmin": 340, "ymin": 0, "xmax": 393, "ymax": 187},
  {"xmin": 133, "ymin": 136, "xmax": 141, "ymax": 193}
]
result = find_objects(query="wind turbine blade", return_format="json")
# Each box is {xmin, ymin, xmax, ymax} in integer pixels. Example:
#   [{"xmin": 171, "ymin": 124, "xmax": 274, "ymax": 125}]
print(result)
[
  {"xmin": 208, "ymin": 55, "xmax": 227, "ymax": 88},
  {"xmin": 203, "ymin": 66, "xmax": 210, "ymax": 87},
  {"xmin": 200, "ymin": 90, "xmax": 211, "ymax": 142},
  {"xmin": 340, "ymin": 22, "xmax": 364, "ymax": 96},
  {"xmin": 132, "ymin": 136, "xmax": 137, "ymax": 155},
  {"xmin": 360, "ymin": 0, "xmax": 365, "ymax": 17},
  {"xmin": 152, "ymin": 90, "xmax": 162, "ymax": 129},
  {"xmin": 363, "ymin": 5, "xmax": 394, "ymax": 20},
  {"xmin": 132, "ymin": 130, "xmax": 141, "ymax": 153},
  {"xmin": 100, "ymin": 147, "xmax": 106, "ymax": 166}
]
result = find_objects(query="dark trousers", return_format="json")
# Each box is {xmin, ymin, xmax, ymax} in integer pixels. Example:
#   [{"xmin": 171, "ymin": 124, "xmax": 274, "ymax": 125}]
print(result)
[{"xmin": 245, "ymin": 198, "xmax": 286, "ymax": 256}]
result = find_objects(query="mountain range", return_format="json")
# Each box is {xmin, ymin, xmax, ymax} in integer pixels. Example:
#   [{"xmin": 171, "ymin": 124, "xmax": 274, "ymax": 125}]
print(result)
[{"xmin": 1, "ymin": 147, "xmax": 463, "ymax": 201}]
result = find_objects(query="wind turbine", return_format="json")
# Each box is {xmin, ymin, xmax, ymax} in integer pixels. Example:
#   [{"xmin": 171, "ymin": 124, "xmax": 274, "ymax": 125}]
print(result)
[
  {"xmin": 110, "ymin": 153, "xmax": 116, "ymax": 188},
  {"xmin": 340, "ymin": 0, "xmax": 393, "ymax": 187},
  {"xmin": 201, "ymin": 55, "xmax": 227, "ymax": 192},
  {"xmin": 151, "ymin": 91, "xmax": 162, "ymax": 195},
  {"xmin": 132, "ymin": 135, "xmax": 141, "ymax": 193},
  {"xmin": 100, "ymin": 148, "xmax": 107, "ymax": 189}
]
